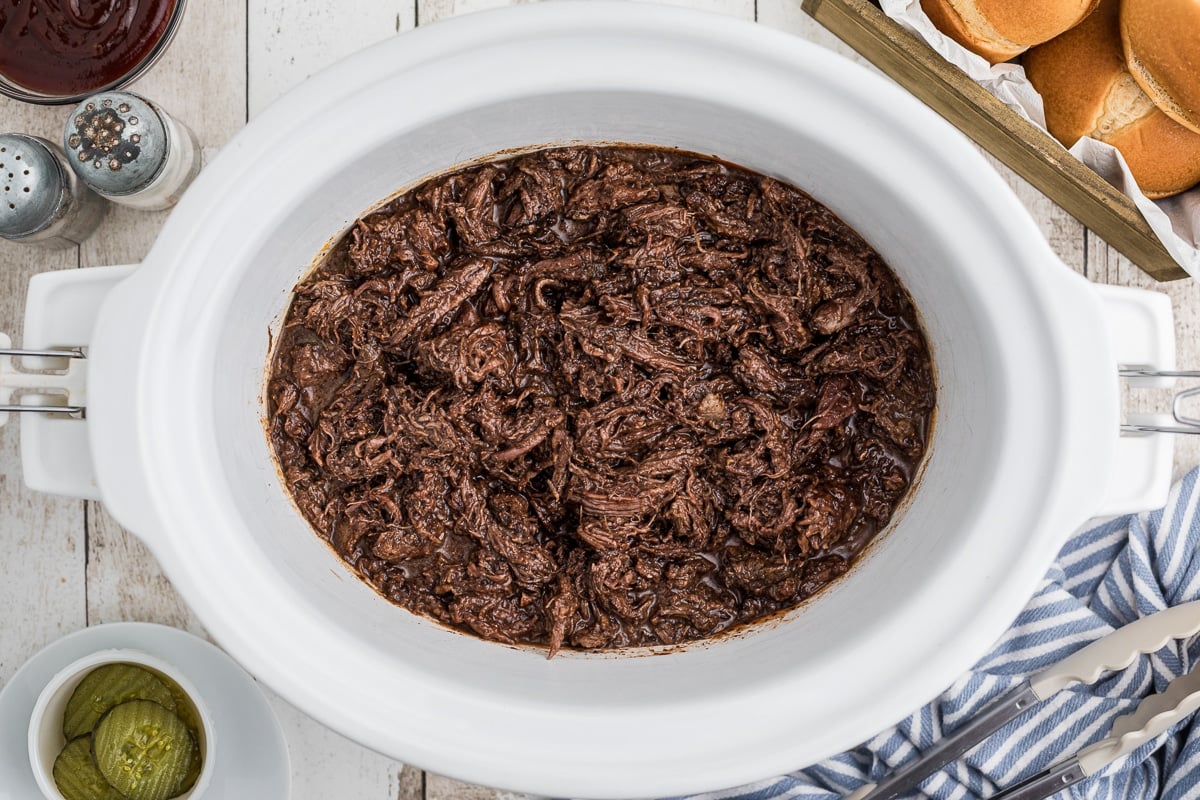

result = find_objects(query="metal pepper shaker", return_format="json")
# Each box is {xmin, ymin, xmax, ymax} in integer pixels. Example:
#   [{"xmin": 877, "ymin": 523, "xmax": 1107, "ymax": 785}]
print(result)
[
  {"xmin": 0, "ymin": 134, "xmax": 108, "ymax": 249},
  {"xmin": 64, "ymin": 92, "xmax": 201, "ymax": 211}
]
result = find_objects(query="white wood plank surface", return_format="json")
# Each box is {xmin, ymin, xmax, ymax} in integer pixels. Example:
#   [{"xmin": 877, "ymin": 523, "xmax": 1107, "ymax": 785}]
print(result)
[
  {"xmin": 0, "ymin": 97, "xmax": 85, "ymax": 689},
  {"xmin": 2, "ymin": 1, "xmax": 1200, "ymax": 798},
  {"xmin": 420, "ymin": 0, "xmax": 532, "ymax": 25},
  {"xmin": 249, "ymin": 0, "xmax": 416, "ymax": 117},
  {"xmin": 421, "ymin": 0, "xmax": 751, "ymax": 25}
]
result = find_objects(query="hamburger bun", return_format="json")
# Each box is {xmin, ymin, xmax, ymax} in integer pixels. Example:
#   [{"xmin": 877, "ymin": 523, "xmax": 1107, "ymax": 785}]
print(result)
[
  {"xmin": 1024, "ymin": 0, "xmax": 1200, "ymax": 198},
  {"xmin": 920, "ymin": 0, "xmax": 1101, "ymax": 63},
  {"xmin": 1121, "ymin": 0, "xmax": 1200, "ymax": 134}
]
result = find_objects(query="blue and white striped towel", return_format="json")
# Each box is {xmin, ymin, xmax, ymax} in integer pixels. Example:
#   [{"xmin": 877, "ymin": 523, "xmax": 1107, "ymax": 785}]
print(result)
[{"xmin": 694, "ymin": 468, "xmax": 1200, "ymax": 800}]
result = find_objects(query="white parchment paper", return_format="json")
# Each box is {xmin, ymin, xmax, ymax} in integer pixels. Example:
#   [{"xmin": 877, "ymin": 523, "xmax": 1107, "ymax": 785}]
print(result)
[{"xmin": 880, "ymin": 0, "xmax": 1200, "ymax": 278}]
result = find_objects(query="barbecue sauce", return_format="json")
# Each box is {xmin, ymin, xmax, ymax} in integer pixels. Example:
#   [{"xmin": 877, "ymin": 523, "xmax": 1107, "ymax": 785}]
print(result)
[{"xmin": 0, "ymin": 1, "xmax": 177, "ymax": 96}]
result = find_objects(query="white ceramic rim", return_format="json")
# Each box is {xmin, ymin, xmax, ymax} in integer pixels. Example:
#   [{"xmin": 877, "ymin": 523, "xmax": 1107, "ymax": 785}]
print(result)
[
  {"xmin": 27, "ymin": 648, "xmax": 215, "ymax": 800},
  {"xmin": 85, "ymin": 3, "xmax": 1116, "ymax": 796}
]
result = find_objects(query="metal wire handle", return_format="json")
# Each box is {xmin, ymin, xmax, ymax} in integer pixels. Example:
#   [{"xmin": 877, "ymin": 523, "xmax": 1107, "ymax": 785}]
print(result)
[
  {"xmin": 1119, "ymin": 368, "xmax": 1200, "ymax": 435},
  {"xmin": 0, "ymin": 347, "xmax": 87, "ymax": 419},
  {"xmin": 0, "ymin": 347, "xmax": 86, "ymax": 361},
  {"xmin": 0, "ymin": 404, "xmax": 87, "ymax": 419}
]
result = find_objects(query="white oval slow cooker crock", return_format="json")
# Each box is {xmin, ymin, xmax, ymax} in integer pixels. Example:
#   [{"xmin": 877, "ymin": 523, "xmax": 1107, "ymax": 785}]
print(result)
[{"xmin": 7, "ymin": 3, "xmax": 1182, "ymax": 797}]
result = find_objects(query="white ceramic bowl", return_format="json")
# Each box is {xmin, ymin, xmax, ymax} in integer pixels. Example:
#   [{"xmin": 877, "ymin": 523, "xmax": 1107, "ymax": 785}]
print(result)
[
  {"xmin": 28, "ymin": 649, "xmax": 214, "ymax": 800},
  {"xmin": 7, "ymin": 2, "xmax": 1179, "ymax": 797}
]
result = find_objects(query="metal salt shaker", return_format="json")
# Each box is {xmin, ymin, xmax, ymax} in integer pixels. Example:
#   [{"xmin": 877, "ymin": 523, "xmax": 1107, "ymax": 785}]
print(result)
[
  {"xmin": 0, "ymin": 134, "xmax": 108, "ymax": 249},
  {"xmin": 64, "ymin": 92, "xmax": 201, "ymax": 211}
]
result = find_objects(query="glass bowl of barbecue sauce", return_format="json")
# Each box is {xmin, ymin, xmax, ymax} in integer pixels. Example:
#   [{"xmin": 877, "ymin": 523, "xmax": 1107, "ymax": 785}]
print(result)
[{"xmin": 0, "ymin": 0, "xmax": 187, "ymax": 105}]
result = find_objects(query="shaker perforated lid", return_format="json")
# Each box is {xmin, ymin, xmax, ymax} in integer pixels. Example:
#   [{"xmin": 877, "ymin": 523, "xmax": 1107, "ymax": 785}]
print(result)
[
  {"xmin": 0, "ymin": 134, "xmax": 67, "ymax": 239},
  {"xmin": 64, "ymin": 92, "xmax": 168, "ymax": 196}
]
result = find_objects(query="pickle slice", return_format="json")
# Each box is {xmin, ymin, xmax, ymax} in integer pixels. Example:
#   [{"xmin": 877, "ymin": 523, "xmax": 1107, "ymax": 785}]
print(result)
[
  {"xmin": 93, "ymin": 700, "xmax": 196, "ymax": 800},
  {"xmin": 163, "ymin": 680, "xmax": 200, "ymax": 737},
  {"xmin": 162, "ymin": 682, "xmax": 201, "ymax": 793},
  {"xmin": 64, "ymin": 664, "xmax": 177, "ymax": 740},
  {"xmin": 176, "ymin": 746, "xmax": 201, "ymax": 796},
  {"xmin": 52, "ymin": 736, "xmax": 125, "ymax": 800}
]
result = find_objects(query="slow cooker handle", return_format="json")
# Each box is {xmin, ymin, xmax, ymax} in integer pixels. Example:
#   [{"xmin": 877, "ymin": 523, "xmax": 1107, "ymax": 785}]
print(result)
[
  {"xmin": 0, "ymin": 268, "xmax": 1185, "ymax": 526},
  {"xmin": 0, "ymin": 265, "xmax": 136, "ymax": 500},
  {"xmin": 1091, "ymin": 284, "xmax": 1178, "ymax": 517}
]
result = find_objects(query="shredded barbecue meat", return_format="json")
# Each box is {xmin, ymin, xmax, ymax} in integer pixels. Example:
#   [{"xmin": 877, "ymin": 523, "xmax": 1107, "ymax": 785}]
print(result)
[{"xmin": 268, "ymin": 146, "xmax": 935, "ymax": 656}]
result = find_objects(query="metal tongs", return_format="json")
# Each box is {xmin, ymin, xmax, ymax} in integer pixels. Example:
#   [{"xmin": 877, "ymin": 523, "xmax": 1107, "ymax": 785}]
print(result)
[{"xmin": 849, "ymin": 601, "xmax": 1200, "ymax": 800}]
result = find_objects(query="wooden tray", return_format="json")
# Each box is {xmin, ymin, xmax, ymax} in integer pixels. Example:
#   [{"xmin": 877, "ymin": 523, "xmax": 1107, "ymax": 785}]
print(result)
[{"xmin": 802, "ymin": 0, "xmax": 1188, "ymax": 281}]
